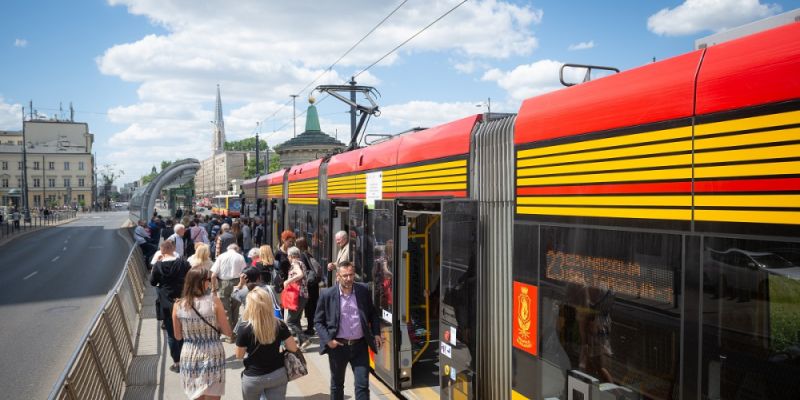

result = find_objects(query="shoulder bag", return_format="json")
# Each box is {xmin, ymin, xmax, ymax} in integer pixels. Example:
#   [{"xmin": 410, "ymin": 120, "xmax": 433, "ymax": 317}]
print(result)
[
  {"xmin": 190, "ymin": 302, "xmax": 221, "ymax": 335},
  {"xmin": 282, "ymin": 320, "xmax": 308, "ymax": 381}
]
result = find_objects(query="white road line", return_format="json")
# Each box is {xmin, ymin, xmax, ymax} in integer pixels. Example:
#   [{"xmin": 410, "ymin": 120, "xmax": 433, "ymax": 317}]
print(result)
[
  {"xmin": 51, "ymin": 256, "xmax": 60, "ymax": 262},
  {"xmin": 23, "ymin": 271, "xmax": 38, "ymax": 280},
  {"xmin": 63, "ymin": 247, "xmax": 67, "ymax": 251},
  {"xmin": 64, "ymin": 240, "xmax": 68, "ymax": 244}
]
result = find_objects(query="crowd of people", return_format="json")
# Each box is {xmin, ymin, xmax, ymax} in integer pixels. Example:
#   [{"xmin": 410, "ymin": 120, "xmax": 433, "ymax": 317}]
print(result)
[{"xmin": 135, "ymin": 210, "xmax": 382, "ymax": 400}]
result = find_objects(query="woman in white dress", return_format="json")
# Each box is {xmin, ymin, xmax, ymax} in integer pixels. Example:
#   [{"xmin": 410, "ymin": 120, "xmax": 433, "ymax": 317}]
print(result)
[{"xmin": 173, "ymin": 268, "xmax": 233, "ymax": 399}]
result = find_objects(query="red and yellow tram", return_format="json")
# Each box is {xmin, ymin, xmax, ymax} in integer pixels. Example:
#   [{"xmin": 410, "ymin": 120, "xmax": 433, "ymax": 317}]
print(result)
[{"xmin": 243, "ymin": 21, "xmax": 800, "ymax": 400}]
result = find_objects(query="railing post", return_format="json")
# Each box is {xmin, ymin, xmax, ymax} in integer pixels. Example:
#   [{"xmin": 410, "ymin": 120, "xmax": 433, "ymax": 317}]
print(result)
[
  {"xmin": 101, "ymin": 307, "xmax": 128, "ymax": 380},
  {"xmin": 86, "ymin": 337, "xmax": 114, "ymax": 400}
]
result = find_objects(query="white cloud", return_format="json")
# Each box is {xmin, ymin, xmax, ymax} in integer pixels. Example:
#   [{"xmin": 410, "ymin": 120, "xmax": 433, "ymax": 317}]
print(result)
[
  {"xmin": 14, "ymin": 38, "xmax": 28, "ymax": 48},
  {"xmin": 568, "ymin": 41, "xmax": 594, "ymax": 51},
  {"xmin": 0, "ymin": 97, "xmax": 23, "ymax": 130},
  {"xmin": 96, "ymin": 0, "xmax": 543, "ymax": 182},
  {"xmin": 482, "ymin": 59, "xmax": 586, "ymax": 102},
  {"xmin": 647, "ymin": 0, "xmax": 782, "ymax": 36},
  {"xmin": 381, "ymin": 101, "xmax": 484, "ymax": 129}
]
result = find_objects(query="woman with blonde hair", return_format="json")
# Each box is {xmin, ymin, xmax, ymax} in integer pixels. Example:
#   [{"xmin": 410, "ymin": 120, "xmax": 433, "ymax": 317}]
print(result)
[
  {"xmin": 173, "ymin": 268, "xmax": 233, "ymax": 399},
  {"xmin": 235, "ymin": 287, "xmax": 298, "ymax": 400},
  {"xmin": 187, "ymin": 243, "xmax": 212, "ymax": 270},
  {"xmin": 256, "ymin": 245, "xmax": 277, "ymax": 285}
]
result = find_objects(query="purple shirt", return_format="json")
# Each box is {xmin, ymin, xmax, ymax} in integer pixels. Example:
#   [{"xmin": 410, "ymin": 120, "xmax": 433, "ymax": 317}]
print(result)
[{"xmin": 337, "ymin": 287, "xmax": 363, "ymax": 340}]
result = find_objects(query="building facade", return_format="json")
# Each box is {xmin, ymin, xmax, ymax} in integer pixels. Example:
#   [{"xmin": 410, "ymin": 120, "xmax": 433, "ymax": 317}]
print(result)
[{"xmin": 0, "ymin": 119, "xmax": 94, "ymax": 209}]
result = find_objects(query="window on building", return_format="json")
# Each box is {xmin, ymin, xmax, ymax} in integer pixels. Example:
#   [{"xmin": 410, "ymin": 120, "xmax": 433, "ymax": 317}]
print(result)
[
  {"xmin": 18, "ymin": 161, "xmax": 23, "ymax": 170},
  {"xmin": 77, "ymin": 194, "xmax": 84, "ymax": 203},
  {"xmin": 1, "ymin": 161, "xmax": 7, "ymax": 170},
  {"xmin": 64, "ymin": 161, "xmax": 70, "ymax": 170},
  {"xmin": 78, "ymin": 178, "xmax": 85, "ymax": 187},
  {"xmin": 33, "ymin": 178, "xmax": 40, "ymax": 188},
  {"xmin": 48, "ymin": 178, "xmax": 55, "ymax": 188},
  {"xmin": 48, "ymin": 161, "xmax": 54, "ymax": 170},
  {"xmin": 48, "ymin": 195, "xmax": 56, "ymax": 203},
  {"xmin": 1, "ymin": 179, "xmax": 7, "ymax": 188},
  {"xmin": 64, "ymin": 178, "xmax": 71, "ymax": 187},
  {"xmin": 64, "ymin": 195, "xmax": 69, "ymax": 205},
  {"xmin": 33, "ymin": 161, "xmax": 40, "ymax": 170},
  {"xmin": 17, "ymin": 178, "xmax": 22, "ymax": 187},
  {"xmin": 78, "ymin": 161, "xmax": 85, "ymax": 171},
  {"xmin": 33, "ymin": 195, "xmax": 41, "ymax": 207}
]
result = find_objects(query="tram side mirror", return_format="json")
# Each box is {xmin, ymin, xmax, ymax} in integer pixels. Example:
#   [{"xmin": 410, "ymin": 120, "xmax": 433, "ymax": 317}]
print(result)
[{"xmin": 560, "ymin": 64, "xmax": 620, "ymax": 87}]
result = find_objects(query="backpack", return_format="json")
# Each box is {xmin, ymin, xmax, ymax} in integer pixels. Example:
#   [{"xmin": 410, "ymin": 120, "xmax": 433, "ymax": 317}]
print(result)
[{"xmin": 305, "ymin": 256, "xmax": 322, "ymax": 286}]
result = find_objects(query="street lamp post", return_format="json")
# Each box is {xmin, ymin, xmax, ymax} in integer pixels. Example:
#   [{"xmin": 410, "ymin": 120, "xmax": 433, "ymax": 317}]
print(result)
[
  {"xmin": 21, "ymin": 107, "xmax": 30, "ymax": 222},
  {"xmin": 254, "ymin": 122, "xmax": 260, "ymax": 216},
  {"xmin": 291, "ymin": 94, "xmax": 298, "ymax": 137}
]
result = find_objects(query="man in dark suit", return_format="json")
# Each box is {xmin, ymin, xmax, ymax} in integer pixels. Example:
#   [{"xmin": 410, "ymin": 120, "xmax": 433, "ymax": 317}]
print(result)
[{"xmin": 315, "ymin": 261, "xmax": 382, "ymax": 400}]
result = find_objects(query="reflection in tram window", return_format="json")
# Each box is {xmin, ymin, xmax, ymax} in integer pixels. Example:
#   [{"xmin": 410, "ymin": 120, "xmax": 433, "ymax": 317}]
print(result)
[
  {"xmin": 539, "ymin": 226, "xmax": 682, "ymax": 400},
  {"xmin": 702, "ymin": 237, "xmax": 800, "ymax": 399}
]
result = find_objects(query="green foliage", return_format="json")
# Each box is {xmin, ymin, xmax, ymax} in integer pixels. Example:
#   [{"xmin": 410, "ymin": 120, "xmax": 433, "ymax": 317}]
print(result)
[
  {"xmin": 243, "ymin": 152, "xmax": 279, "ymax": 178},
  {"xmin": 160, "ymin": 160, "xmax": 173, "ymax": 171},
  {"xmin": 224, "ymin": 137, "xmax": 268, "ymax": 152}
]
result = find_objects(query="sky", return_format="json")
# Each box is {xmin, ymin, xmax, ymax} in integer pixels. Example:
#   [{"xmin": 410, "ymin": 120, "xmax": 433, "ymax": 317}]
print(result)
[{"xmin": 1, "ymin": 0, "xmax": 798, "ymax": 184}]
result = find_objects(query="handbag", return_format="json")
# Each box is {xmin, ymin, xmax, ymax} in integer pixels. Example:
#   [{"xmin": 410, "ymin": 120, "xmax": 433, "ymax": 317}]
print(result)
[
  {"xmin": 283, "ymin": 349, "xmax": 308, "ymax": 381},
  {"xmin": 280, "ymin": 281, "xmax": 301, "ymax": 311},
  {"xmin": 191, "ymin": 302, "xmax": 221, "ymax": 335}
]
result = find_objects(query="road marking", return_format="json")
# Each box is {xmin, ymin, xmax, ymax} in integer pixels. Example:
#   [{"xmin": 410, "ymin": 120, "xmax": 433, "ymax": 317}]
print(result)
[
  {"xmin": 23, "ymin": 271, "xmax": 38, "ymax": 280},
  {"xmin": 87, "ymin": 246, "xmax": 103, "ymax": 249},
  {"xmin": 51, "ymin": 256, "xmax": 60, "ymax": 262},
  {"xmin": 64, "ymin": 240, "xmax": 68, "ymax": 244},
  {"xmin": 63, "ymin": 247, "xmax": 67, "ymax": 251}
]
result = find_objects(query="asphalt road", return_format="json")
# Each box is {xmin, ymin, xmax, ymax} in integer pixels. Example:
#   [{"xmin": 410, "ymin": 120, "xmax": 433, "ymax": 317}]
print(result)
[{"xmin": 0, "ymin": 211, "xmax": 132, "ymax": 400}]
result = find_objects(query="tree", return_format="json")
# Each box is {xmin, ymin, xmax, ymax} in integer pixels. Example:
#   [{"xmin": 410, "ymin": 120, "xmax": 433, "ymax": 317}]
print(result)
[
  {"xmin": 160, "ymin": 160, "xmax": 173, "ymax": 171},
  {"xmin": 141, "ymin": 165, "xmax": 158, "ymax": 185},
  {"xmin": 224, "ymin": 137, "xmax": 268, "ymax": 152}
]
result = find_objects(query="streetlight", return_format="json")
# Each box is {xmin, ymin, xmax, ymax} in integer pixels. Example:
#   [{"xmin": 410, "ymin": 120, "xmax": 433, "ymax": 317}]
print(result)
[
  {"xmin": 255, "ymin": 122, "xmax": 260, "ymax": 216},
  {"xmin": 20, "ymin": 107, "xmax": 30, "ymax": 222},
  {"xmin": 290, "ymin": 94, "xmax": 298, "ymax": 137}
]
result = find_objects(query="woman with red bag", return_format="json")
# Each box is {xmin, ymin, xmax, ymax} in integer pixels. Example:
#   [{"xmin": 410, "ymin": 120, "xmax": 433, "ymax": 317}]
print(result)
[{"xmin": 280, "ymin": 246, "xmax": 309, "ymax": 350}]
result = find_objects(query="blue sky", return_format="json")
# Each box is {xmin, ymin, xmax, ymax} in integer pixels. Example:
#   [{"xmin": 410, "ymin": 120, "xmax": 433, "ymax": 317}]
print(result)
[{"xmin": 1, "ymin": 0, "xmax": 797, "ymax": 183}]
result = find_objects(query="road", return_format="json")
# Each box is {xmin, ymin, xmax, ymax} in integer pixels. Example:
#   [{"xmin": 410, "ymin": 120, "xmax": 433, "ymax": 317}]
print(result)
[{"xmin": 0, "ymin": 211, "xmax": 132, "ymax": 400}]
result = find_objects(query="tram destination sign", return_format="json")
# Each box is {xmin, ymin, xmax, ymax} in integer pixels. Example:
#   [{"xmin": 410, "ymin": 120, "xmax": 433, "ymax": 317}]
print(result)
[{"xmin": 545, "ymin": 250, "xmax": 675, "ymax": 305}]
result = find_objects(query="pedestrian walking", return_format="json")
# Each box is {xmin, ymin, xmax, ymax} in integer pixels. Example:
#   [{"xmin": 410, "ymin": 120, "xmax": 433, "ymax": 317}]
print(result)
[
  {"xmin": 187, "ymin": 243, "xmax": 212, "ymax": 270},
  {"xmin": 281, "ymin": 246, "xmax": 309, "ymax": 349},
  {"xmin": 210, "ymin": 243, "xmax": 247, "ymax": 342},
  {"xmin": 149, "ymin": 240, "xmax": 191, "ymax": 373},
  {"xmin": 173, "ymin": 268, "xmax": 233, "ymax": 399},
  {"xmin": 296, "ymin": 237, "xmax": 321, "ymax": 336},
  {"xmin": 235, "ymin": 287, "xmax": 299, "ymax": 400},
  {"xmin": 315, "ymin": 261, "xmax": 382, "ymax": 400}
]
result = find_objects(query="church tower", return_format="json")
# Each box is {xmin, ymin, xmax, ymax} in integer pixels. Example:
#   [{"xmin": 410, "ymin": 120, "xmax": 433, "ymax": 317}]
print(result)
[{"xmin": 212, "ymin": 84, "xmax": 226, "ymax": 154}]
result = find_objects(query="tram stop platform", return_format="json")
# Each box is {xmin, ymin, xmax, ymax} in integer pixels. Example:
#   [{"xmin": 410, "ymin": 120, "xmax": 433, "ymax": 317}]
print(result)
[{"xmin": 123, "ymin": 285, "xmax": 399, "ymax": 399}]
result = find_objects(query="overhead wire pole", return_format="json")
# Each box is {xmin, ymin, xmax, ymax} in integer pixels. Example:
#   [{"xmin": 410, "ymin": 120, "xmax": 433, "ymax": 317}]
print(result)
[{"xmin": 291, "ymin": 94, "xmax": 298, "ymax": 137}]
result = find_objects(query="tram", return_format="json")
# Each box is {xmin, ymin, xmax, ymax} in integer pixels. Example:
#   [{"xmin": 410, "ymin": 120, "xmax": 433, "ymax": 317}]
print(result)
[
  {"xmin": 211, "ymin": 194, "xmax": 242, "ymax": 217},
  {"xmin": 244, "ymin": 21, "xmax": 800, "ymax": 400}
]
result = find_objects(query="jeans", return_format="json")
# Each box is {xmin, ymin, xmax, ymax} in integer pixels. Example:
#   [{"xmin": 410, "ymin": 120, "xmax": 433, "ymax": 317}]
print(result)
[
  {"xmin": 161, "ymin": 304, "xmax": 182, "ymax": 363},
  {"xmin": 285, "ymin": 297, "xmax": 307, "ymax": 345},
  {"xmin": 241, "ymin": 367, "xmax": 288, "ymax": 400},
  {"xmin": 328, "ymin": 339, "xmax": 370, "ymax": 400}
]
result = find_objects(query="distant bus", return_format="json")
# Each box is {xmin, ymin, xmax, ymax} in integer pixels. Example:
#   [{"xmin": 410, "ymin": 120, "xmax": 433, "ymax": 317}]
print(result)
[{"xmin": 211, "ymin": 194, "xmax": 241, "ymax": 218}]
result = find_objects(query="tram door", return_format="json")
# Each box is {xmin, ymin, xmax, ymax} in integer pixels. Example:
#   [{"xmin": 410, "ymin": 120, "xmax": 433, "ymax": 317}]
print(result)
[
  {"xmin": 265, "ymin": 199, "xmax": 274, "ymax": 247},
  {"xmin": 272, "ymin": 200, "xmax": 285, "ymax": 249},
  {"xmin": 397, "ymin": 209, "xmax": 442, "ymax": 398},
  {"xmin": 316, "ymin": 200, "xmax": 332, "ymax": 281},
  {"xmin": 349, "ymin": 200, "xmax": 367, "ymax": 282},
  {"xmin": 370, "ymin": 200, "xmax": 398, "ymax": 388},
  {"xmin": 439, "ymin": 200, "xmax": 477, "ymax": 400}
]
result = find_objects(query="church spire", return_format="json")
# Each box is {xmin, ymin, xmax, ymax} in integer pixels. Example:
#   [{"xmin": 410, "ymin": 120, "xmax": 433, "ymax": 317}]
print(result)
[{"xmin": 213, "ymin": 84, "xmax": 226, "ymax": 154}]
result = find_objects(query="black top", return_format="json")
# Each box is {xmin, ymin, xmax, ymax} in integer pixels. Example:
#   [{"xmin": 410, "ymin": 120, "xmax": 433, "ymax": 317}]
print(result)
[
  {"xmin": 275, "ymin": 249, "xmax": 291, "ymax": 279},
  {"xmin": 149, "ymin": 257, "xmax": 191, "ymax": 309},
  {"xmin": 236, "ymin": 321, "xmax": 291, "ymax": 376}
]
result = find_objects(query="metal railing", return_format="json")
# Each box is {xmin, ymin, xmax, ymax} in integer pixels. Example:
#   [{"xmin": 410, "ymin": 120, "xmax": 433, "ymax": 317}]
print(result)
[
  {"xmin": 0, "ymin": 210, "xmax": 78, "ymax": 241},
  {"xmin": 48, "ymin": 236, "xmax": 148, "ymax": 400}
]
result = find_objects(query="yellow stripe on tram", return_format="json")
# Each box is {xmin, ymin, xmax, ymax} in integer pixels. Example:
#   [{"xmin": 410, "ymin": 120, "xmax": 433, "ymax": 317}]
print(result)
[
  {"xmin": 516, "ymin": 205, "xmax": 691, "ymax": 221},
  {"xmin": 695, "ymin": 110, "xmax": 800, "ymax": 136},
  {"xmin": 517, "ymin": 167, "xmax": 692, "ymax": 186},
  {"xmin": 695, "ymin": 209, "xmax": 800, "ymax": 225},
  {"xmin": 517, "ymin": 126, "xmax": 692, "ymax": 159},
  {"xmin": 518, "ymin": 153, "xmax": 691, "ymax": 177},
  {"xmin": 518, "ymin": 140, "xmax": 691, "ymax": 168},
  {"xmin": 518, "ymin": 195, "xmax": 691, "ymax": 207},
  {"xmin": 695, "ymin": 194, "xmax": 800, "ymax": 208}
]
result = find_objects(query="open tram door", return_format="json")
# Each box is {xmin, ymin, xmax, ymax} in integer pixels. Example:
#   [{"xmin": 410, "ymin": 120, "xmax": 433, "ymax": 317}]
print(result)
[
  {"xmin": 439, "ymin": 200, "xmax": 477, "ymax": 400},
  {"xmin": 370, "ymin": 199, "xmax": 399, "ymax": 389},
  {"xmin": 394, "ymin": 202, "xmax": 444, "ymax": 399}
]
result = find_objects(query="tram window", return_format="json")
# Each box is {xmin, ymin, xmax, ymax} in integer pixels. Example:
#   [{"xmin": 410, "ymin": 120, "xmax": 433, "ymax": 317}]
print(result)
[
  {"xmin": 702, "ymin": 237, "xmax": 800, "ymax": 400},
  {"xmin": 538, "ymin": 226, "xmax": 682, "ymax": 400}
]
